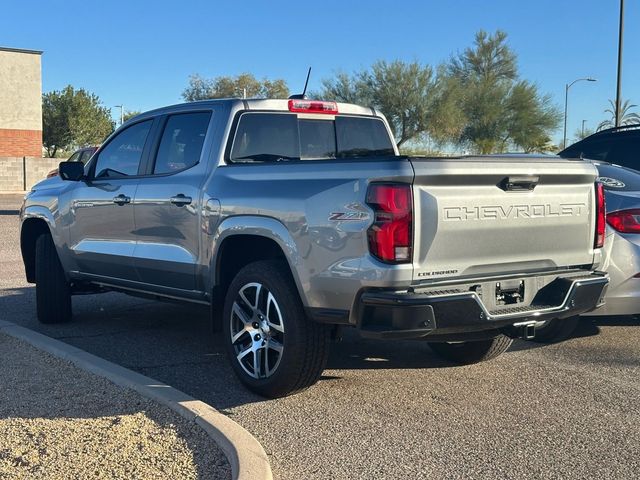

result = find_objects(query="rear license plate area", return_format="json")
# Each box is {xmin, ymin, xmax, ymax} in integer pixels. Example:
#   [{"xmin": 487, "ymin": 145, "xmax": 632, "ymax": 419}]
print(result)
[{"xmin": 495, "ymin": 280, "xmax": 525, "ymax": 305}]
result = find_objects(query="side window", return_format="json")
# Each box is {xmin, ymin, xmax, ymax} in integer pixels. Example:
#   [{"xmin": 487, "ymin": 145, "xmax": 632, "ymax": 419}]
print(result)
[
  {"xmin": 153, "ymin": 112, "xmax": 211, "ymax": 174},
  {"xmin": 67, "ymin": 151, "xmax": 81, "ymax": 162},
  {"xmin": 93, "ymin": 120, "xmax": 152, "ymax": 178},
  {"xmin": 230, "ymin": 113, "xmax": 298, "ymax": 162}
]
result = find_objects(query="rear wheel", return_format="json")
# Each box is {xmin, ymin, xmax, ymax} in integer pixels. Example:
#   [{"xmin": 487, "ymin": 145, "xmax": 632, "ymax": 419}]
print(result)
[
  {"xmin": 429, "ymin": 335, "xmax": 513, "ymax": 364},
  {"xmin": 35, "ymin": 234, "xmax": 72, "ymax": 324},
  {"xmin": 528, "ymin": 316, "xmax": 580, "ymax": 343},
  {"xmin": 222, "ymin": 260, "xmax": 330, "ymax": 398}
]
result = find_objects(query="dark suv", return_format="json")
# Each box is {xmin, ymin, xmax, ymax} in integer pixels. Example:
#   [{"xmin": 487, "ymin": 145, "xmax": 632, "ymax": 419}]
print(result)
[{"xmin": 559, "ymin": 124, "xmax": 640, "ymax": 170}]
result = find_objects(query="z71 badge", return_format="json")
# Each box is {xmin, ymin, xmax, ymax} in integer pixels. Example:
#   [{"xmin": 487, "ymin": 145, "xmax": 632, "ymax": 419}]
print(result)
[{"xmin": 329, "ymin": 211, "xmax": 369, "ymax": 221}]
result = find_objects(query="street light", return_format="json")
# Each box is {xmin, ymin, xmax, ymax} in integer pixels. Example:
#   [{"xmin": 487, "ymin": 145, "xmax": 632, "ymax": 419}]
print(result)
[
  {"xmin": 563, "ymin": 77, "xmax": 597, "ymax": 149},
  {"xmin": 114, "ymin": 105, "xmax": 124, "ymax": 126},
  {"xmin": 615, "ymin": 0, "xmax": 625, "ymax": 126}
]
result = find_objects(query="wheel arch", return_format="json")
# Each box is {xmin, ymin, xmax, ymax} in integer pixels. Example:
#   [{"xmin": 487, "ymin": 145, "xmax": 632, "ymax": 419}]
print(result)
[
  {"xmin": 20, "ymin": 210, "xmax": 57, "ymax": 283},
  {"xmin": 210, "ymin": 216, "xmax": 307, "ymax": 311}
]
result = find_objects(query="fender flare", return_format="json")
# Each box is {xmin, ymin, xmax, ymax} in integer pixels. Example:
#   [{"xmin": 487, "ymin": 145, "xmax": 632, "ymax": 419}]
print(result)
[
  {"xmin": 20, "ymin": 206, "xmax": 65, "ymax": 282},
  {"xmin": 21, "ymin": 206, "xmax": 60, "ymax": 244},
  {"xmin": 210, "ymin": 215, "xmax": 309, "ymax": 306}
]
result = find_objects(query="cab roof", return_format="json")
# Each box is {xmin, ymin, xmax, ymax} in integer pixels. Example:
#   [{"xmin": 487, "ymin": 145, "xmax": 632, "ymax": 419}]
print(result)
[{"xmin": 128, "ymin": 98, "xmax": 380, "ymax": 124}]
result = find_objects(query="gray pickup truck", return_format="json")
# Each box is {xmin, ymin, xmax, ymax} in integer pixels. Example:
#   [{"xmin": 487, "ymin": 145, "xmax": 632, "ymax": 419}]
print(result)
[{"xmin": 20, "ymin": 98, "xmax": 609, "ymax": 397}]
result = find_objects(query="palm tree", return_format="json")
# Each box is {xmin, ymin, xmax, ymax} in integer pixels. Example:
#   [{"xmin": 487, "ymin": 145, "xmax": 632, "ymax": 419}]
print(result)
[{"xmin": 597, "ymin": 99, "xmax": 640, "ymax": 131}]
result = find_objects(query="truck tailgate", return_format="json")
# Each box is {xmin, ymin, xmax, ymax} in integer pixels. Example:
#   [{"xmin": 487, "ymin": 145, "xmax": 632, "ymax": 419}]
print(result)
[{"xmin": 409, "ymin": 156, "xmax": 598, "ymax": 282}]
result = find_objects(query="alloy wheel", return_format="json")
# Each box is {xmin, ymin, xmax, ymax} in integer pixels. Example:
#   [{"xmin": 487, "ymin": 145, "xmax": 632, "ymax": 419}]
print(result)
[{"xmin": 230, "ymin": 282, "xmax": 285, "ymax": 379}]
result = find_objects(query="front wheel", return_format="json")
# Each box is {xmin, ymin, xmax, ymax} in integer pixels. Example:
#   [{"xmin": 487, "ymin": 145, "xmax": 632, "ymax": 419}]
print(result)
[
  {"xmin": 35, "ymin": 234, "xmax": 72, "ymax": 324},
  {"xmin": 222, "ymin": 260, "xmax": 330, "ymax": 398},
  {"xmin": 428, "ymin": 335, "xmax": 513, "ymax": 365}
]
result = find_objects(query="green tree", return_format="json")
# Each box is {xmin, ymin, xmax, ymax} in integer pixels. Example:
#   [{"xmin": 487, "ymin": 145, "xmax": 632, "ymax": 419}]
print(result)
[
  {"xmin": 42, "ymin": 86, "xmax": 114, "ymax": 157},
  {"xmin": 321, "ymin": 61, "xmax": 459, "ymax": 147},
  {"xmin": 122, "ymin": 110, "xmax": 141, "ymax": 123},
  {"xmin": 182, "ymin": 73, "xmax": 289, "ymax": 101},
  {"xmin": 505, "ymin": 81, "xmax": 560, "ymax": 152},
  {"xmin": 319, "ymin": 72, "xmax": 366, "ymax": 104},
  {"xmin": 573, "ymin": 126, "xmax": 595, "ymax": 143},
  {"xmin": 446, "ymin": 30, "xmax": 561, "ymax": 153},
  {"xmin": 597, "ymin": 99, "xmax": 640, "ymax": 131}
]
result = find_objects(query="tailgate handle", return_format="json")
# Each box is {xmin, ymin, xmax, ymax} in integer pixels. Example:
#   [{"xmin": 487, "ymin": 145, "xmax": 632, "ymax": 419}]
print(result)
[{"xmin": 501, "ymin": 176, "xmax": 539, "ymax": 192}]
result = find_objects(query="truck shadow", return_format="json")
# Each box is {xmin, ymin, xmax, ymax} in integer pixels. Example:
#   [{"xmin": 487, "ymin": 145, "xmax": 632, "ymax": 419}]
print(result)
[
  {"xmin": 0, "ymin": 286, "xmax": 453, "ymax": 411},
  {"xmin": 508, "ymin": 318, "xmax": 603, "ymax": 353},
  {"xmin": 326, "ymin": 329, "xmax": 452, "ymax": 370},
  {"xmin": 3, "ymin": 285, "xmax": 632, "ymax": 411},
  {"xmin": 508, "ymin": 315, "xmax": 639, "ymax": 353}
]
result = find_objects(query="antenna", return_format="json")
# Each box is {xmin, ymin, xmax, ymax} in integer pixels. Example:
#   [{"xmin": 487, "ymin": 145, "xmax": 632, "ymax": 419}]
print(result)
[{"xmin": 288, "ymin": 67, "xmax": 312, "ymax": 100}]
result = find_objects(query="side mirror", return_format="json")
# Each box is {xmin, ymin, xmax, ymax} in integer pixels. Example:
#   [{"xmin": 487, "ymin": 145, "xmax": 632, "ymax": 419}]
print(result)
[{"xmin": 58, "ymin": 161, "xmax": 85, "ymax": 181}]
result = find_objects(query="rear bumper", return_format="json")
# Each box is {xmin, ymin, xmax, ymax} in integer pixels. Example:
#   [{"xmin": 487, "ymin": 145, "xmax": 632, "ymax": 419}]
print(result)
[{"xmin": 357, "ymin": 271, "xmax": 609, "ymax": 339}]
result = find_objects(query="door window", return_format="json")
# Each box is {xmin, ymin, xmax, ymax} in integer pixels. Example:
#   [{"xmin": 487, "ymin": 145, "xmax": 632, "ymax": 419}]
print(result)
[
  {"xmin": 93, "ymin": 120, "xmax": 153, "ymax": 178},
  {"xmin": 153, "ymin": 112, "xmax": 211, "ymax": 174}
]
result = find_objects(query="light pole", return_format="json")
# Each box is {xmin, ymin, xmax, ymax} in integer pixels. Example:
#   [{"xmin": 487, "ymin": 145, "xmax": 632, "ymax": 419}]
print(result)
[
  {"xmin": 563, "ymin": 78, "xmax": 597, "ymax": 149},
  {"xmin": 114, "ymin": 105, "xmax": 124, "ymax": 126},
  {"xmin": 581, "ymin": 119, "xmax": 587, "ymax": 138},
  {"xmin": 615, "ymin": 0, "xmax": 625, "ymax": 126}
]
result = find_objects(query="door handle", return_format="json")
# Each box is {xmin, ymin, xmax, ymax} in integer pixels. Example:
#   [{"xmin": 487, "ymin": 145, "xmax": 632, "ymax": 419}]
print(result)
[
  {"xmin": 170, "ymin": 194, "xmax": 192, "ymax": 207},
  {"xmin": 112, "ymin": 194, "xmax": 131, "ymax": 205},
  {"xmin": 500, "ymin": 176, "xmax": 539, "ymax": 192}
]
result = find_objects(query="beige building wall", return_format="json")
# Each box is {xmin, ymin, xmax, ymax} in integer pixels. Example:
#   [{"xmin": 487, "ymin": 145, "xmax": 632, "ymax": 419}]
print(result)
[
  {"xmin": 0, "ymin": 47, "xmax": 43, "ymax": 156},
  {"xmin": 0, "ymin": 48, "xmax": 42, "ymax": 130},
  {"xmin": 0, "ymin": 157, "xmax": 59, "ymax": 192}
]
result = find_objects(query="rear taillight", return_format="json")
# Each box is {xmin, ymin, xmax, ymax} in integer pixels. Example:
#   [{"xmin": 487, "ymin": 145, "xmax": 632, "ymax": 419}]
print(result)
[
  {"xmin": 606, "ymin": 208, "xmax": 640, "ymax": 234},
  {"xmin": 366, "ymin": 183, "xmax": 412, "ymax": 263},
  {"xmin": 595, "ymin": 182, "xmax": 606, "ymax": 248},
  {"xmin": 288, "ymin": 99, "xmax": 338, "ymax": 114}
]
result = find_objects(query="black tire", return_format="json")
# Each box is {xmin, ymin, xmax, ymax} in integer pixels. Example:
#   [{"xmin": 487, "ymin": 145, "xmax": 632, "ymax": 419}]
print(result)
[
  {"xmin": 528, "ymin": 316, "xmax": 580, "ymax": 343},
  {"xmin": 222, "ymin": 260, "xmax": 330, "ymax": 398},
  {"xmin": 429, "ymin": 335, "xmax": 513, "ymax": 365},
  {"xmin": 35, "ymin": 234, "xmax": 72, "ymax": 324}
]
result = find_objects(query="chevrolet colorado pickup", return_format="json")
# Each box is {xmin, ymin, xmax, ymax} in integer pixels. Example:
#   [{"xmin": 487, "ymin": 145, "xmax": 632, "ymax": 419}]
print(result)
[{"xmin": 20, "ymin": 98, "xmax": 609, "ymax": 397}]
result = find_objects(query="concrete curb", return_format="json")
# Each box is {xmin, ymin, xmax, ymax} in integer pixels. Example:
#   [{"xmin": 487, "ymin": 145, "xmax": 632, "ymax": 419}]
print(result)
[{"xmin": 0, "ymin": 321, "xmax": 272, "ymax": 480}]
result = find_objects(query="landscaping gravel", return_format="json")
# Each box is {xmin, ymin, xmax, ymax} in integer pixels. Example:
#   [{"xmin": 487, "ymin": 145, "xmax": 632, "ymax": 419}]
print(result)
[{"xmin": 0, "ymin": 333, "xmax": 231, "ymax": 480}]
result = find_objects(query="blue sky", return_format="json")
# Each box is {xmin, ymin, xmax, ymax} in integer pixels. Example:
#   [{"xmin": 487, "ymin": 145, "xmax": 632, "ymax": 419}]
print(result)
[{"xmin": 2, "ymin": 0, "xmax": 639, "ymax": 146}]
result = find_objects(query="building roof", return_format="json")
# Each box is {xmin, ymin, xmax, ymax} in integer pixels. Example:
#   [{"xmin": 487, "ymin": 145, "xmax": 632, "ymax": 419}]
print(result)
[{"xmin": 0, "ymin": 46, "xmax": 43, "ymax": 55}]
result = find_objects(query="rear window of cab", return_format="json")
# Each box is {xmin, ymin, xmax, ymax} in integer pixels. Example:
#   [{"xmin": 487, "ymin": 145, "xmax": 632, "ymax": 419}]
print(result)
[{"xmin": 228, "ymin": 112, "xmax": 395, "ymax": 163}]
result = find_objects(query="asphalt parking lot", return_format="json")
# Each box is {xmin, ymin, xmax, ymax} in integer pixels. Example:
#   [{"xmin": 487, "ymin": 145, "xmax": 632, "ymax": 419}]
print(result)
[{"xmin": 1, "ymin": 207, "xmax": 639, "ymax": 480}]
